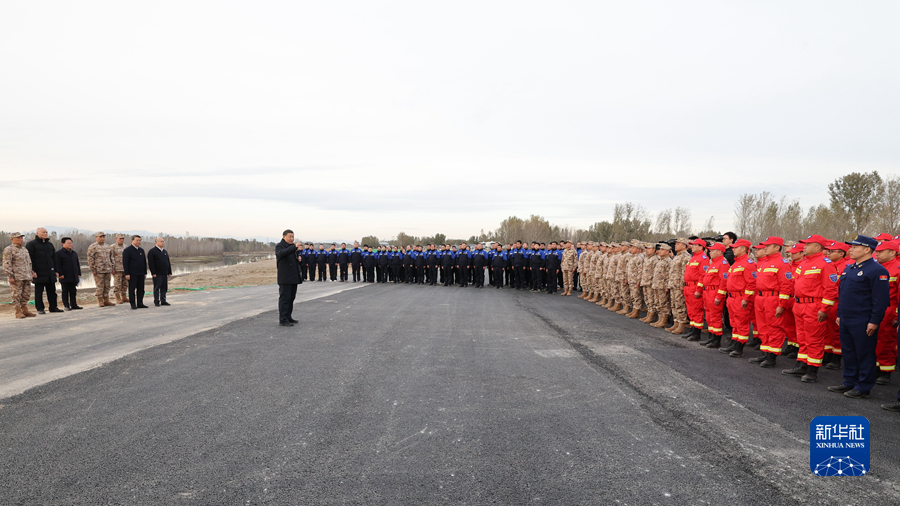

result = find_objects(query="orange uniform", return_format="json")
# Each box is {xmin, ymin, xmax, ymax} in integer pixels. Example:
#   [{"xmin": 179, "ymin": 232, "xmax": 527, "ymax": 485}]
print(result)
[
  {"xmin": 876, "ymin": 256, "xmax": 900, "ymax": 372},
  {"xmin": 684, "ymin": 251, "xmax": 709, "ymax": 330},
  {"xmin": 701, "ymin": 255, "xmax": 729, "ymax": 336},
  {"xmin": 754, "ymin": 254, "xmax": 794, "ymax": 355},
  {"xmin": 725, "ymin": 253, "xmax": 757, "ymax": 343},
  {"xmin": 792, "ymin": 251, "xmax": 839, "ymax": 366}
]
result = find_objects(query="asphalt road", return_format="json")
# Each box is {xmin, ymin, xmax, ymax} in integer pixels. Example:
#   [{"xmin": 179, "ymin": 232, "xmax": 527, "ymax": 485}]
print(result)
[{"xmin": 1, "ymin": 282, "xmax": 897, "ymax": 505}]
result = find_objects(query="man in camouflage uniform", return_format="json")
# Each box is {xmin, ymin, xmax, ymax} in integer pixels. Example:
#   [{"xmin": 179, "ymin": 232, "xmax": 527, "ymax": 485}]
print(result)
[
  {"xmin": 110, "ymin": 233, "xmax": 129, "ymax": 304},
  {"xmin": 3, "ymin": 232, "xmax": 36, "ymax": 318},
  {"xmin": 561, "ymin": 241, "xmax": 578, "ymax": 296},
  {"xmin": 613, "ymin": 242, "xmax": 633, "ymax": 313},
  {"xmin": 640, "ymin": 243, "xmax": 660, "ymax": 322},
  {"xmin": 578, "ymin": 242, "xmax": 594, "ymax": 299},
  {"xmin": 587, "ymin": 243, "xmax": 604, "ymax": 302},
  {"xmin": 625, "ymin": 241, "xmax": 646, "ymax": 319},
  {"xmin": 650, "ymin": 244, "xmax": 673, "ymax": 328},
  {"xmin": 667, "ymin": 238, "xmax": 692, "ymax": 335},
  {"xmin": 87, "ymin": 232, "xmax": 116, "ymax": 307},
  {"xmin": 602, "ymin": 243, "xmax": 620, "ymax": 307}
]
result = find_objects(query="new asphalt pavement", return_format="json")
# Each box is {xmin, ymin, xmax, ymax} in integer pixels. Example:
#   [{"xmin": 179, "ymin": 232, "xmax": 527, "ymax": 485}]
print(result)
[{"xmin": 1, "ymin": 281, "xmax": 898, "ymax": 505}]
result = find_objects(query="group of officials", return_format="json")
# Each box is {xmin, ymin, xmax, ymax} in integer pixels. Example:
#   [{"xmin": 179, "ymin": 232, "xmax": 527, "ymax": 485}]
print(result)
[
  {"xmin": 276, "ymin": 229, "xmax": 900, "ymax": 413},
  {"xmin": 3, "ymin": 229, "xmax": 173, "ymax": 316}
]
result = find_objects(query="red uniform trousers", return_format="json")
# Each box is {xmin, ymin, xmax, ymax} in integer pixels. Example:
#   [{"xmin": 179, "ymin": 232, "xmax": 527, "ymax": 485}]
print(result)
[
  {"xmin": 726, "ymin": 292, "xmax": 753, "ymax": 342},
  {"xmin": 684, "ymin": 284, "xmax": 705, "ymax": 329},
  {"xmin": 782, "ymin": 298, "xmax": 797, "ymax": 347},
  {"xmin": 876, "ymin": 305, "xmax": 899, "ymax": 372},
  {"xmin": 825, "ymin": 300, "xmax": 842, "ymax": 356},
  {"xmin": 793, "ymin": 299, "xmax": 829, "ymax": 366},
  {"xmin": 703, "ymin": 288, "xmax": 724, "ymax": 336},
  {"xmin": 754, "ymin": 293, "xmax": 784, "ymax": 356}
]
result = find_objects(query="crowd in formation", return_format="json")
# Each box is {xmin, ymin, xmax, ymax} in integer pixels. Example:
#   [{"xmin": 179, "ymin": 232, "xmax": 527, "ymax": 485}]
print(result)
[{"xmin": 275, "ymin": 230, "xmax": 900, "ymax": 412}]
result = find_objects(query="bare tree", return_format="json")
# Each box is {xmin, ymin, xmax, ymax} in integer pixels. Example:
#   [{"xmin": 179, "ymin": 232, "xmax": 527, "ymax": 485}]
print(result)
[
  {"xmin": 874, "ymin": 175, "xmax": 900, "ymax": 234},
  {"xmin": 673, "ymin": 207, "xmax": 692, "ymax": 236},
  {"xmin": 654, "ymin": 209, "xmax": 672, "ymax": 236}
]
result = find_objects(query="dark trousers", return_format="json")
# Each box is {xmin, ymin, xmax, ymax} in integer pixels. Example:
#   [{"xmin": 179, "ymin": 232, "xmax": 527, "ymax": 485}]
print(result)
[
  {"xmin": 328, "ymin": 263, "xmax": 337, "ymax": 280},
  {"xmin": 300, "ymin": 263, "xmax": 308, "ymax": 281},
  {"xmin": 531, "ymin": 268, "xmax": 542, "ymax": 290},
  {"xmin": 459, "ymin": 266, "xmax": 469, "ymax": 286},
  {"xmin": 278, "ymin": 283, "xmax": 298, "ymax": 323},
  {"xmin": 546, "ymin": 269, "xmax": 559, "ymax": 293},
  {"xmin": 60, "ymin": 282, "xmax": 77, "ymax": 308},
  {"xmin": 33, "ymin": 281, "xmax": 58, "ymax": 311},
  {"xmin": 429, "ymin": 266, "xmax": 438, "ymax": 285},
  {"xmin": 574, "ymin": 271, "xmax": 580, "ymax": 290},
  {"xmin": 840, "ymin": 317, "xmax": 878, "ymax": 393},
  {"xmin": 514, "ymin": 266, "xmax": 525, "ymax": 289},
  {"xmin": 417, "ymin": 266, "xmax": 426, "ymax": 284},
  {"xmin": 152, "ymin": 275, "xmax": 168, "ymax": 304},
  {"xmin": 474, "ymin": 266, "xmax": 485, "ymax": 287},
  {"xmin": 317, "ymin": 263, "xmax": 326, "ymax": 280},
  {"xmin": 307, "ymin": 263, "xmax": 316, "ymax": 281},
  {"xmin": 505, "ymin": 268, "xmax": 513, "ymax": 286},
  {"xmin": 492, "ymin": 267, "xmax": 504, "ymax": 288},
  {"xmin": 339, "ymin": 263, "xmax": 348, "ymax": 281},
  {"xmin": 128, "ymin": 275, "xmax": 145, "ymax": 308},
  {"xmin": 365, "ymin": 266, "xmax": 375, "ymax": 282},
  {"xmin": 352, "ymin": 263, "xmax": 361, "ymax": 282}
]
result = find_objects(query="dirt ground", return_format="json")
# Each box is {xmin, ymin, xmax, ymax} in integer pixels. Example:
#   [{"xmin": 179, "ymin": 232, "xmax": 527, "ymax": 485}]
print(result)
[{"xmin": 0, "ymin": 259, "xmax": 276, "ymax": 318}]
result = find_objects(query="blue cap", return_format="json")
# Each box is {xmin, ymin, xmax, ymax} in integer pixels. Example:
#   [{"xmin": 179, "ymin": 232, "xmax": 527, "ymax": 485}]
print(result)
[{"xmin": 848, "ymin": 235, "xmax": 878, "ymax": 249}]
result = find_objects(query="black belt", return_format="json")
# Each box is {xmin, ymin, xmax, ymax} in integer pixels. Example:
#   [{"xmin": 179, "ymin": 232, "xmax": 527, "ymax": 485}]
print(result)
[
  {"xmin": 758, "ymin": 290, "xmax": 777, "ymax": 296},
  {"xmin": 795, "ymin": 297, "xmax": 818, "ymax": 304}
]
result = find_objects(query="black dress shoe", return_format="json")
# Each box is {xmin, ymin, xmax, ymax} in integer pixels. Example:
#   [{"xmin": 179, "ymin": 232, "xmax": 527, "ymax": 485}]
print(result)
[
  {"xmin": 37, "ymin": 310, "xmax": 46, "ymax": 315},
  {"xmin": 137, "ymin": 305, "xmax": 149, "ymax": 309},
  {"xmin": 64, "ymin": 307, "xmax": 72, "ymax": 311},
  {"xmin": 279, "ymin": 322, "xmax": 294, "ymax": 327},
  {"xmin": 288, "ymin": 318, "xmax": 299, "ymax": 323},
  {"xmin": 155, "ymin": 303, "xmax": 160, "ymax": 307},
  {"xmin": 161, "ymin": 301, "xmax": 170, "ymax": 306},
  {"xmin": 881, "ymin": 401, "xmax": 900, "ymax": 412},
  {"xmin": 49, "ymin": 307, "xmax": 64, "ymax": 313},
  {"xmin": 828, "ymin": 384, "xmax": 854, "ymax": 393},
  {"xmin": 131, "ymin": 306, "xmax": 138, "ymax": 310},
  {"xmin": 843, "ymin": 389, "xmax": 870, "ymax": 399},
  {"xmin": 71, "ymin": 306, "xmax": 83, "ymax": 310}
]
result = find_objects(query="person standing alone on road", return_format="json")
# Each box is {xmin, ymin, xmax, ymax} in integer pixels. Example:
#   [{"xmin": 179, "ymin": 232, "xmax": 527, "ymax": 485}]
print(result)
[
  {"xmin": 276, "ymin": 230, "xmax": 301, "ymax": 326},
  {"xmin": 55, "ymin": 237, "xmax": 83, "ymax": 310},
  {"xmin": 147, "ymin": 237, "xmax": 172, "ymax": 306}
]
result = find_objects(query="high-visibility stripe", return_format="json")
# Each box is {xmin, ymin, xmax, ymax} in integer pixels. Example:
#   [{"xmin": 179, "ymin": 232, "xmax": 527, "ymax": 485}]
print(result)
[
  {"xmin": 752, "ymin": 330, "xmax": 759, "ymax": 336},
  {"xmin": 690, "ymin": 322, "xmax": 703, "ymax": 328},
  {"xmin": 824, "ymin": 344, "xmax": 833, "ymax": 352},
  {"xmin": 804, "ymin": 269, "xmax": 821, "ymax": 275},
  {"xmin": 891, "ymin": 277, "xmax": 898, "ymax": 282},
  {"xmin": 822, "ymin": 299, "xmax": 835, "ymax": 305},
  {"xmin": 708, "ymin": 326, "xmax": 722, "ymax": 332},
  {"xmin": 832, "ymin": 348, "xmax": 841, "ymax": 354},
  {"xmin": 807, "ymin": 356, "xmax": 823, "ymax": 365},
  {"xmin": 881, "ymin": 365, "xmax": 896, "ymax": 372},
  {"xmin": 763, "ymin": 267, "xmax": 779, "ymax": 273},
  {"xmin": 733, "ymin": 267, "xmax": 745, "ymax": 272},
  {"xmin": 717, "ymin": 290, "xmax": 727, "ymax": 295},
  {"xmin": 798, "ymin": 352, "xmax": 808, "ymax": 360},
  {"xmin": 788, "ymin": 340, "xmax": 799, "ymax": 347},
  {"xmin": 733, "ymin": 335, "xmax": 748, "ymax": 342},
  {"xmin": 744, "ymin": 290, "xmax": 754, "ymax": 295},
  {"xmin": 778, "ymin": 294, "xmax": 790, "ymax": 300}
]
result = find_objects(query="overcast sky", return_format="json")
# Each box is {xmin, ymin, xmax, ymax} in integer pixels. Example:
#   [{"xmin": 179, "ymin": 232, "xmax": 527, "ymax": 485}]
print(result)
[{"xmin": 1, "ymin": 1, "xmax": 897, "ymax": 241}]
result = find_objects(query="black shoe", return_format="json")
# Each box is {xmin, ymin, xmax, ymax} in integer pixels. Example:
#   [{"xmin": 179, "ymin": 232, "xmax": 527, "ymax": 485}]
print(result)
[
  {"xmin": 131, "ymin": 306, "xmax": 138, "ymax": 310},
  {"xmin": 155, "ymin": 303, "xmax": 160, "ymax": 307},
  {"xmin": 748, "ymin": 354, "xmax": 767, "ymax": 364},
  {"xmin": 288, "ymin": 318, "xmax": 299, "ymax": 323},
  {"xmin": 821, "ymin": 352, "xmax": 833, "ymax": 366},
  {"xmin": 279, "ymin": 322, "xmax": 294, "ymax": 327},
  {"xmin": 161, "ymin": 301, "xmax": 170, "ymax": 306},
  {"xmin": 876, "ymin": 371, "xmax": 892, "ymax": 386},
  {"xmin": 729, "ymin": 341, "xmax": 745, "ymax": 358},
  {"xmin": 71, "ymin": 305, "xmax": 83, "ymax": 310},
  {"xmin": 824, "ymin": 356, "xmax": 842, "ymax": 370},
  {"xmin": 800, "ymin": 366, "xmax": 819, "ymax": 383},
  {"xmin": 785, "ymin": 347, "xmax": 798, "ymax": 360},
  {"xmin": 705, "ymin": 337, "xmax": 722, "ymax": 349},
  {"xmin": 64, "ymin": 307, "xmax": 72, "ymax": 311},
  {"xmin": 782, "ymin": 361, "xmax": 808, "ymax": 376},
  {"xmin": 49, "ymin": 307, "xmax": 64, "ymax": 313},
  {"xmin": 843, "ymin": 389, "xmax": 869, "ymax": 399},
  {"xmin": 137, "ymin": 305, "xmax": 149, "ymax": 309},
  {"xmin": 828, "ymin": 384, "xmax": 854, "ymax": 393},
  {"xmin": 718, "ymin": 340, "xmax": 736, "ymax": 354},
  {"xmin": 37, "ymin": 310, "xmax": 46, "ymax": 315},
  {"xmin": 881, "ymin": 401, "xmax": 900, "ymax": 412},
  {"xmin": 760, "ymin": 354, "xmax": 777, "ymax": 368},
  {"xmin": 687, "ymin": 328, "xmax": 702, "ymax": 342}
]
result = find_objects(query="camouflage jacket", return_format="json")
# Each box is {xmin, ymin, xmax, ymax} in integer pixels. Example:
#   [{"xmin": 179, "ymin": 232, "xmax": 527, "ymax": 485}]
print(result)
[
  {"xmin": 641, "ymin": 255, "xmax": 659, "ymax": 287},
  {"xmin": 615, "ymin": 252, "xmax": 632, "ymax": 282},
  {"xmin": 652, "ymin": 256, "xmax": 672, "ymax": 290},
  {"xmin": 561, "ymin": 248, "xmax": 578, "ymax": 270},
  {"xmin": 110, "ymin": 242, "xmax": 126, "ymax": 272},
  {"xmin": 626, "ymin": 252, "xmax": 644, "ymax": 284},
  {"xmin": 87, "ymin": 242, "xmax": 113, "ymax": 273},
  {"xmin": 668, "ymin": 250, "xmax": 691, "ymax": 289},
  {"xmin": 3, "ymin": 244, "xmax": 33, "ymax": 281}
]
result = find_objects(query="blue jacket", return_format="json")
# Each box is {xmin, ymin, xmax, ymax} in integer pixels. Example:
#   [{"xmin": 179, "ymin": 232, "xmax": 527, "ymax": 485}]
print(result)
[{"xmin": 838, "ymin": 257, "xmax": 890, "ymax": 325}]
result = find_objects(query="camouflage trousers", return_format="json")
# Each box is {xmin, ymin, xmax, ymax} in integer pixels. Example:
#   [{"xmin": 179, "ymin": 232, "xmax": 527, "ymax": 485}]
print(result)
[
  {"xmin": 655, "ymin": 288, "xmax": 670, "ymax": 317},
  {"xmin": 619, "ymin": 282, "xmax": 632, "ymax": 308},
  {"xmin": 95, "ymin": 272, "xmax": 111, "ymax": 300},
  {"xmin": 630, "ymin": 283, "xmax": 643, "ymax": 310},
  {"xmin": 594, "ymin": 275, "xmax": 603, "ymax": 296},
  {"xmin": 10, "ymin": 280, "xmax": 32, "ymax": 308},
  {"xmin": 563, "ymin": 270, "xmax": 575, "ymax": 291},
  {"xmin": 642, "ymin": 285, "xmax": 655, "ymax": 312},
  {"xmin": 114, "ymin": 272, "xmax": 127, "ymax": 298},
  {"xmin": 581, "ymin": 272, "xmax": 593, "ymax": 292},
  {"xmin": 670, "ymin": 285, "xmax": 688, "ymax": 324}
]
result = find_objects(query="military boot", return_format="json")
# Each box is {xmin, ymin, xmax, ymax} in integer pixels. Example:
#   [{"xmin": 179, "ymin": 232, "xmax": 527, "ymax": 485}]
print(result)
[
  {"xmin": 667, "ymin": 322, "xmax": 685, "ymax": 335},
  {"xmin": 617, "ymin": 304, "xmax": 630, "ymax": 315},
  {"xmin": 821, "ymin": 352, "xmax": 833, "ymax": 367},
  {"xmin": 123, "ymin": 297, "xmax": 130, "ymax": 304},
  {"xmin": 105, "ymin": 297, "xmax": 116, "ymax": 306},
  {"xmin": 876, "ymin": 371, "xmax": 892, "ymax": 386},
  {"xmin": 628, "ymin": 307, "xmax": 641, "ymax": 319},
  {"xmin": 99, "ymin": 299, "xmax": 107, "ymax": 307},
  {"xmin": 801, "ymin": 365, "xmax": 819, "ymax": 383},
  {"xmin": 760, "ymin": 353, "xmax": 777, "ymax": 368},
  {"xmin": 748, "ymin": 353, "xmax": 768, "ymax": 365},
  {"xmin": 785, "ymin": 346, "xmax": 798, "ymax": 360},
  {"xmin": 24, "ymin": 306, "xmax": 36, "ymax": 317},
  {"xmin": 686, "ymin": 327, "xmax": 702, "ymax": 342},
  {"xmin": 782, "ymin": 361, "xmax": 808, "ymax": 377},
  {"xmin": 718, "ymin": 339, "xmax": 737, "ymax": 354},
  {"xmin": 700, "ymin": 332, "xmax": 716, "ymax": 346},
  {"xmin": 578, "ymin": 291, "xmax": 587, "ymax": 299},
  {"xmin": 825, "ymin": 355, "xmax": 842, "ymax": 370},
  {"xmin": 705, "ymin": 336, "xmax": 722, "ymax": 348},
  {"xmin": 651, "ymin": 314, "xmax": 669, "ymax": 328},
  {"xmin": 641, "ymin": 311, "xmax": 656, "ymax": 323},
  {"xmin": 729, "ymin": 341, "xmax": 745, "ymax": 358},
  {"xmin": 15, "ymin": 306, "xmax": 25, "ymax": 319}
]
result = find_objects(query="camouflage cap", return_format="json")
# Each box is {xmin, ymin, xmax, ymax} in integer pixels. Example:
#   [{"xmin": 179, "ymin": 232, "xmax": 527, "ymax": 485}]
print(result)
[
  {"xmin": 659, "ymin": 243, "xmax": 672, "ymax": 251},
  {"xmin": 599, "ymin": 242, "xmax": 608, "ymax": 247},
  {"xmin": 94, "ymin": 231, "xmax": 106, "ymax": 237},
  {"xmin": 115, "ymin": 233, "xmax": 125, "ymax": 239},
  {"xmin": 644, "ymin": 242, "xmax": 655, "ymax": 249},
  {"xmin": 630, "ymin": 240, "xmax": 642, "ymax": 247},
  {"xmin": 675, "ymin": 238, "xmax": 690, "ymax": 246},
  {"xmin": 8, "ymin": 232, "xmax": 24, "ymax": 239}
]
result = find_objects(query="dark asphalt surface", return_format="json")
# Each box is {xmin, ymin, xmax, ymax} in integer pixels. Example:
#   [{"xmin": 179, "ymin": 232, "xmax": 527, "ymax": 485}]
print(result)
[{"xmin": 1, "ymin": 283, "xmax": 897, "ymax": 505}]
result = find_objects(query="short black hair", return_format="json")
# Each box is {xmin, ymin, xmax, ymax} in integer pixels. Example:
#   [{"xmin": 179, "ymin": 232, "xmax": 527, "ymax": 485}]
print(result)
[
  {"xmin": 724, "ymin": 232, "xmax": 737, "ymax": 242},
  {"xmin": 282, "ymin": 229, "xmax": 293, "ymax": 236},
  {"xmin": 61, "ymin": 237, "xmax": 72, "ymax": 244},
  {"xmin": 132, "ymin": 235, "xmax": 141, "ymax": 240},
  {"xmin": 363, "ymin": 244, "xmax": 369, "ymax": 248}
]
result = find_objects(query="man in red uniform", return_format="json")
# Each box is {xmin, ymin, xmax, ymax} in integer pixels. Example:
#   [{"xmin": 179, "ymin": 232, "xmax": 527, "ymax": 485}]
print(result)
[
  {"xmin": 823, "ymin": 240, "xmax": 853, "ymax": 370},
  {"xmin": 749, "ymin": 237, "xmax": 794, "ymax": 368},
  {"xmin": 874, "ymin": 241, "xmax": 900, "ymax": 385},
  {"xmin": 700, "ymin": 243, "xmax": 729, "ymax": 349},
  {"xmin": 782, "ymin": 234, "xmax": 839, "ymax": 383},
  {"xmin": 782, "ymin": 243, "xmax": 805, "ymax": 359},
  {"xmin": 718, "ymin": 239, "xmax": 756, "ymax": 358},
  {"xmin": 683, "ymin": 239, "xmax": 710, "ymax": 342}
]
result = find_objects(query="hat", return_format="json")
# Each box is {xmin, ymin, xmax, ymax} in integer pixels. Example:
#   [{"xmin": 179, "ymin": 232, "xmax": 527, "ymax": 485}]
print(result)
[
  {"xmin": 644, "ymin": 242, "xmax": 655, "ymax": 249},
  {"xmin": 94, "ymin": 231, "xmax": 106, "ymax": 237},
  {"xmin": 658, "ymin": 243, "xmax": 672, "ymax": 251},
  {"xmin": 115, "ymin": 233, "xmax": 125, "ymax": 239},
  {"xmin": 752, "ymin": 242, "xmax": 766, "ymax": 249},
  {"xmin": 874, "ymin": 233, "xmax": 894, "ymax": 241},
  {"xmin": 733, "ymin": 239, "xmax": 753, "ymax": 248},
  {"xmin": 788, "ymin": 244, "xmax": 805, "ymax": 254},
  {"xmin": 876, "ymin": 241, "xmax": 899, "ymax": 252},
  {"xmin": 759, "ymin": 236, "xmax": 784, "ymax": 247},
  {"xmin": 631, "ymin": 240, "xmax": 642, "ymax": 247},
  {"xmin": 824, "ymin": 240, "xmax": 849, "ymax": 253},
  {"xmin": 600, "ymin": 242, "xmax": 608, "ymax": 247},
  {"xmin": 8, "ymin": 232, "xmax": 24, "ymax": 239},
  {"xmin": 799, "ymin": 234, "xmax": 828, "ymax": 246},
  {"xmin": 848, "ymin": 235, "xmax": 878, "ymax": 250},
  {"xmin": 708, "ymin": 243, "xmax": 726, "ymax": 252},
  {"xmin": 689, "ymin": 238, "xmax": 707, "ymax": 246},
  {"xmin": 675, "ymin": 238, "xmax": 690, "ymax": 246}
]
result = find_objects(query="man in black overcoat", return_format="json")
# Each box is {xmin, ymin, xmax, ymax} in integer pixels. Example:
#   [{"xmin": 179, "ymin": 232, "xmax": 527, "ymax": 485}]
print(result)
[{"xmin": 276, "ymin": 229, "xmax": 301, "ymax": 326}]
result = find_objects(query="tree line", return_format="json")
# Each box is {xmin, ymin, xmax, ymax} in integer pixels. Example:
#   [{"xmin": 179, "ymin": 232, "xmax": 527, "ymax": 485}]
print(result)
[{"xmin": 0, "ymin": 230, "xmax": 272, "ymax": 260}]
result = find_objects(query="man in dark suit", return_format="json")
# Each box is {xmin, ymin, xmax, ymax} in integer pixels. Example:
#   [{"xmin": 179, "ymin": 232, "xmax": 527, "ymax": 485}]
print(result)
[
  {"xmin": 147, "ymin": 237, "xmax": 173, "ymax": 306},
  {"xmin": 122, "ymin": 235, "xmax": 149, "ymax": 309},
  {"xmin": 276, "ymin": 229, "xmax": 301, "ymax": 326},
  {"xmin": 55, "ymin": 237, "xmax": 83, "ymax": 310}
]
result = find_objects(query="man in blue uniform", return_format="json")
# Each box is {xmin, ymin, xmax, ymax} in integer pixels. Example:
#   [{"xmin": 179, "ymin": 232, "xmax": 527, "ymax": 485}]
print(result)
[
  {"xmin": 544, "ymin": 242, "xmax": 562, "ymax": 294},
  {"xmin": 529, "ymin": 241, "xmax": 544, "ymax": 292},
  {"xmin": 442, "ymin": 246, "xmax": 456, "ymax": 286},
  {"xmin": 827, "ymin": 235, "xmax": 890, "ymax": 399},
  {"xmin": 472, "ymin": 243, "xmax": 488, "ymax": 288},
  {"xmin": 338, "ymin": 243, "xmax": 350, "ymax": 282},
  {"xmin": 491, "ymin": 246, "xmax": 508, "ymax": 289},
  {"xmin": 390, "ymin": 246, "xmax": 403, "ymax": 283},
  {"xmin": 415, "ymin": 245, "xmax": 427, "ymax": 284},
  {"xmin": 377, "ymin": 245, "xmax": 390, "ymax": 282},
  {"xmin": 350, "ymin": 242, "xmax": 363, "ymax": 282},
  {"xmin": 457, "ymin": 243, "xmax": 472, "ymax": 287}
]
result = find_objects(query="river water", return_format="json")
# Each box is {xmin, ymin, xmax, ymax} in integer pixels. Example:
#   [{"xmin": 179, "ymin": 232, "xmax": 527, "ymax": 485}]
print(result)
[{"xmin": 0, "ymin": 252, "xmax": 273, "ymax": 291}]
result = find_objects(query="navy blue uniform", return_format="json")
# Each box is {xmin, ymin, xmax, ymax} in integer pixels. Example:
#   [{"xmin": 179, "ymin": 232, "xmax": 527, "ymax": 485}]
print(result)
[
  {"xmin": 338, "ymin": 248, "xmax": 350, "ymax": 281},
  {"xmin": 457, "ymin": 249, "xmax": 472, "ymax": 287},
  {"xmin": 544, "ymin": 250, "xmax": 561, "ymax": 294},
  {"xmin": 390, "ymin": 251, "xmax": 403, "ymax": 282},
  {"xmin": 377, "ymin": 250, "xmax": 390, "ymax": 282},
  {"xmin": 350, "ymin": 247, "xmax": 363, "ymax": 281},
  {"xmin": 362, "ymin": 250, "xmax": 376, "ymax": 282},
  {"xmin": 316, "ymin": 249, "xmax": 327, "ymax": 281},
  {"xmin": 442, "ymin": 251, "xmax": 456, "ymax": 286},
  {"xmin": 472, "ymin": 249, "xmax": 488, "ymax": 287},
  {"xmin": 491, "ymin": 251, "xmax": 508, "ymax": 289},
  {"xmin": 837, "ymin": 258, "xmax": 890, "ymax": 393},
  {"xmin": 529, "ymin": 248, "xmax": 544, "ymax": 291}
]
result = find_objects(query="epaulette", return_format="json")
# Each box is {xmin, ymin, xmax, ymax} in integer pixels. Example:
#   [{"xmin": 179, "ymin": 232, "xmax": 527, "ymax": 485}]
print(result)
[{"xmin": 823, "ymin": 258, "xmax": 832, "ymax": 263}]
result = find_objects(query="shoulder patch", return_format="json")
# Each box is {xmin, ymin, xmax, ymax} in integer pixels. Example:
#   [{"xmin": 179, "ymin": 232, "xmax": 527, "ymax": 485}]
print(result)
[
  {"xmin": 752, "ymin": 271, "xmax": 757, "ymax": 278},
  {"xmin": 829, "ymin": 273, "xmax": 838, "ymax": 282},
  {"xmin": 703, "ymin": 265, "xmax": 709, "ymax": 271},
  {"xmin": 785, "ymin": 272, "xmax": 792, "ymax": 280},
  {"xmin": 879, "ymin": 275, "xmax": 889, "ymax": 281},
  {"xmin": 824, "ymin": 258, "xmax": 832, "ymax": 263},
  {"xmin": 782, "ymin": 258, "xmax": 790, "ymax": 263},
  {"xmin": 747, "ymin": 259, "xmax": 755, "ymax": 264},
  {"xmin": 702, "ymin": 255, "xmax": 708, "ymax": 259}
]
